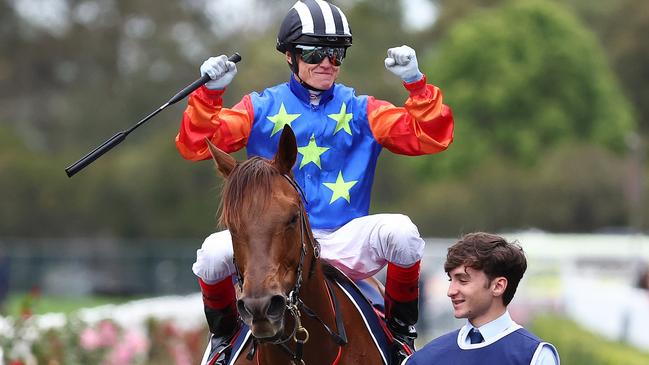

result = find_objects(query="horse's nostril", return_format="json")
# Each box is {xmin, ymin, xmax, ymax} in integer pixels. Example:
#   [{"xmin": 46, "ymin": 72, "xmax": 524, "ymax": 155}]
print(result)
[
  {"xmin": 237, "ymin": 295, "xmax": 286, "ymax": 321},
  {"xmin": 267, "ymin": 294, "xmax": 287, "ymax": 317}
]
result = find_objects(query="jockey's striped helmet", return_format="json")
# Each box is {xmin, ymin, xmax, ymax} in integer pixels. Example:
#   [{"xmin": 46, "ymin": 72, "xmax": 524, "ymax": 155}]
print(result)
[{"xmin": 276, "ymin": 0, "xmax": 352, "ymax": 53}]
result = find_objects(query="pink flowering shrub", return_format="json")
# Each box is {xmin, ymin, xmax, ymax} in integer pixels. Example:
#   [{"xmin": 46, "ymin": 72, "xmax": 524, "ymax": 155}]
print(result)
[
  {"xmin": 1, "ymin": 316, "xmax": 208, "ymax": 365},
  {"xmin": 1, "ymin": 293, "xmax": 209, "ymax": 364},
  {"xmin": 145, "ymin": 319, "xmax": 207, "ymax": 365}
]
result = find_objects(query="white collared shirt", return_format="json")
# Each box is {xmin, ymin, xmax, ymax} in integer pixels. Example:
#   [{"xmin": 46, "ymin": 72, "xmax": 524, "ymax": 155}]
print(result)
[{"xmin": 459, "ymin": 311, "xmax": 560, "ymax": 365}]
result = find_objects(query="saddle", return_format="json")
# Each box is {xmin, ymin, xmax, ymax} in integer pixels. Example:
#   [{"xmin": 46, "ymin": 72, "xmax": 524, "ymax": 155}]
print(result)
[{"xmin": 323, "ymin": 264, "xmax": 414, "ymax": 364}]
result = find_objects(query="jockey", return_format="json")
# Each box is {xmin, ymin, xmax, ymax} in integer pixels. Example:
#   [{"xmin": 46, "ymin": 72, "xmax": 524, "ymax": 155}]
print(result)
[{"xmin": 175, "ymin": 1, "xmax": 454, "ymax": 364}]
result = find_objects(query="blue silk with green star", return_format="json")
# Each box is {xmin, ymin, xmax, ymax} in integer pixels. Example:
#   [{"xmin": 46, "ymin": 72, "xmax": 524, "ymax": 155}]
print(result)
[{"xmin": 247, "ymin": 77, "xmax": 383, "ymax": 230}]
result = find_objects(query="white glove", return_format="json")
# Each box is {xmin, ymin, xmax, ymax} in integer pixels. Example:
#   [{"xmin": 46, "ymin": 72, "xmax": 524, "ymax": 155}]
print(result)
[
  {"xmin": 200, "ymin": 55, "xmax": 238, "ymax": 90},
  {"xmin": 384, "ymin": 45, "xmax": 423, "ymax": 83}
]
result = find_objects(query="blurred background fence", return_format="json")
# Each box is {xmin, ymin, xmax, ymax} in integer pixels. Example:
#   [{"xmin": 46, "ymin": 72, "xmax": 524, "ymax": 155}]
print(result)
[{"xmin": 1, "ymin": 238, "xmax": 196, "ymax": 297}]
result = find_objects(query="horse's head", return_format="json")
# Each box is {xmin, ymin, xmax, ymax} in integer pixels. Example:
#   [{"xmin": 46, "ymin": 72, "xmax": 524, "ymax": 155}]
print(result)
[{"xmin": 207, "ymin": 126, "xmax": 314, "ymax": 340}]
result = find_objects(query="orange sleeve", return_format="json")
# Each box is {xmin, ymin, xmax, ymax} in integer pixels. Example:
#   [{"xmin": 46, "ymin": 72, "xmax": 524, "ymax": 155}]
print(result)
[
  {"xmin": 175, "ymin": 85, "xmax": 254, "ymax": 161},
  {"xmin": 367, "ymin": 75, "xmax": 454, "ymax": 156}
]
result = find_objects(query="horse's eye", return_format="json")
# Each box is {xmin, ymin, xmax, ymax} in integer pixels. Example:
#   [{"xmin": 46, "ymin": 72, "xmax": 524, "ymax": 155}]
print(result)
[{"xmin": 289, "ymin": 214, "xmax": 299, "ymax": 226}]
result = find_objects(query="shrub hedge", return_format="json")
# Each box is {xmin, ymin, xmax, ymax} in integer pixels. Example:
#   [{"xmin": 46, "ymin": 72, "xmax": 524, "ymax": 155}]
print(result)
[{"xmin": 530, "ymin": 314, "xmax": 649, "ymax": 365}]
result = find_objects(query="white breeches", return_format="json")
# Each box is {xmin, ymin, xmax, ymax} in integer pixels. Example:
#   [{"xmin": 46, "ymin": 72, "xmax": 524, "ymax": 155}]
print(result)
[{"xmin": 192, "ymin": 214, "xmax": 425, "ymax": 283}]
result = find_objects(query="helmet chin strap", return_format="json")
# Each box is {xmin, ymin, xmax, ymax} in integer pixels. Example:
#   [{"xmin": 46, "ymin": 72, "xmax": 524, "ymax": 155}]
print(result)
[{"xmin": 289, "ymin": 51, "xmax": 327, "ymax": 92}]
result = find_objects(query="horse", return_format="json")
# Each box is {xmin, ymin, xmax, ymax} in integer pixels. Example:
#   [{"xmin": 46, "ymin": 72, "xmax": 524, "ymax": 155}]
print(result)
[{"xmin": 205, "ymin": 125, "xmax": 386, "ymax": 365}]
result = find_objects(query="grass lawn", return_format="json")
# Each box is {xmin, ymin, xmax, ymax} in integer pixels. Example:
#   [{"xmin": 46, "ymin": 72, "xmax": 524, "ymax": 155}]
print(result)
[{"xmin": 3, "ymin": 292, "xmax": 135, "ymax": 317}]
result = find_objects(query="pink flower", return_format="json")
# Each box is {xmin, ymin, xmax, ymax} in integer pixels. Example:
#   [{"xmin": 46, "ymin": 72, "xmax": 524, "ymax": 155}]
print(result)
[
  {"xmin": 97, "ymin": 320, "xmax": 119, "ymax": 347},
  {"xmin": 102, "ymin": 330, "xmax": 150, "ymax": 365},
  {"xmin": 124, "ymin": 330, "xmax": 149, "ymax": 355},
  {"xmin": 80, "ymin": 327, "xmax": 102, "ymax": 350},
  {"xmin": 104, "ymin": 342, "xmax": 135, "ymax": 365},
  {"xmin": 169, "ymin": 343, "xmax": 192, "ymax": 365}
]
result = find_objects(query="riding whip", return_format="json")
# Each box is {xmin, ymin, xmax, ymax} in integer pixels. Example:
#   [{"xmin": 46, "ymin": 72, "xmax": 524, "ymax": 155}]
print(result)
[{"xmin": 64, "ymin": 53, "xmax": 242, "ymax": 178}]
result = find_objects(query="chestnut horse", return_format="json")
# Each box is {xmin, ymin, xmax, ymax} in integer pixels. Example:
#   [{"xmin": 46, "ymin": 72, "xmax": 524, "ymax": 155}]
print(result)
[{"xmin": 206, "ymin": 126, "xmax": 385, "ymax": 365}]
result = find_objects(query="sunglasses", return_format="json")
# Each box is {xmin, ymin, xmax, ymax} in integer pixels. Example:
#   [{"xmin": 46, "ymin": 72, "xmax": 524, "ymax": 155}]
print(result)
[{"xmin": 295, "ymin": 45, "xmax": 346, "ymax": 66}]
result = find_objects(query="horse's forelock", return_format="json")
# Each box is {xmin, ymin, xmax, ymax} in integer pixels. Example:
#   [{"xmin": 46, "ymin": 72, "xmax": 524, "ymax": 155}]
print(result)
[{"xmin": 219, "ymin": 157, "xmax": 279, "ymax": 230}]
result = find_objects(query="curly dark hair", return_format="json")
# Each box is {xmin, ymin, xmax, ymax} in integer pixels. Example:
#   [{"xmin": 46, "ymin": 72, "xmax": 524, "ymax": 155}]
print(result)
[{"xmin": 445, "ymin": 232, "xmax": 527, "ymax": 306}]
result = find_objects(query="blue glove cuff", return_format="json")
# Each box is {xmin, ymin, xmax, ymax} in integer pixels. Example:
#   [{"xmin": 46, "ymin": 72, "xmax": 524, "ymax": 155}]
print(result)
[{"xmin": 403, "ymin": 71, "xmax": 424, "ymax": 84}]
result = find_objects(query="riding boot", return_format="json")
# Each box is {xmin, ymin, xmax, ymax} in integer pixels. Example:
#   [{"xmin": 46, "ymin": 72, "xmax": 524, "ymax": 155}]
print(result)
[
  {"xmin": 200, "ymin": 277, "xmax": 240, "ymax": 365},
  {"xmin": 385, "ymin": 295, "xmax": 418, "ymax": 345},
  {"xmin": 385, "ymin": 262, "xmax": 420, "ymax": 364}
]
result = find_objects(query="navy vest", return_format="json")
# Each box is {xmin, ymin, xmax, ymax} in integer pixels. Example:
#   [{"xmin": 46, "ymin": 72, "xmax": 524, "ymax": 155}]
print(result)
[{"xmin": 407, "ymin": 327, "xmax": 544, "ymax": 365}]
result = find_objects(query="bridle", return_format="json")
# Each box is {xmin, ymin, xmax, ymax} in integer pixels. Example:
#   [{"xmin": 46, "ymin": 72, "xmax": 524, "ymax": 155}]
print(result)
[
  {"xmin": 232, "ymin": 172, "xmax": 347, "ymax": 365},
  {"xmin": 282, "ymin": 173, "xmax": 320, "ymax": 299}
]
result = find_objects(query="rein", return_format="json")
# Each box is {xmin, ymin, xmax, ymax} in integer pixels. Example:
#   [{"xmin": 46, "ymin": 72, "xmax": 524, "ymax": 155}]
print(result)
[{"xmin": 239, "ymin": 173, "xmax": 347, "ymax": 365}]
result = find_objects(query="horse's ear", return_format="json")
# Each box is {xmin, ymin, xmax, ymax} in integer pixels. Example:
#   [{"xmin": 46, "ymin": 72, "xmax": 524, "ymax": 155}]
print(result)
[
  {"xmin": 206, "ymin": 138, "xmax": 237, "ymax": 177},
  {"xmin": 274, "ymin": 125, "xmax": 297, "ymax": 175}
]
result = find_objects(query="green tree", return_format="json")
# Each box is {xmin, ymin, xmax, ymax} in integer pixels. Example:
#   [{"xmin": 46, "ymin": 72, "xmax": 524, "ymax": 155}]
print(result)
[
  {"xmin": 567, "ymin": 0, "xmax": 649, "ymax": 134},
  {"xmin": 3, "ymin": 0, "xmax": 641, "ymax": 237},
  {"xmin": 416, "ymin": 0, "xmax": 634, "ymax": 175},
  {"xmin": 429, "ymin": 0, "xmax": 648, "ymax": 134},
  {"xmin": 404, "ymin": 144, "xmax": 629, "ymax": 235}
]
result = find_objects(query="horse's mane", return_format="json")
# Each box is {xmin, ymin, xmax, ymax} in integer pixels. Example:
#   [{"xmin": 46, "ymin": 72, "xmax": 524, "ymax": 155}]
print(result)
[{"xmin": 219, "ymin": 156, "xmax": 280, "ymax": 231}]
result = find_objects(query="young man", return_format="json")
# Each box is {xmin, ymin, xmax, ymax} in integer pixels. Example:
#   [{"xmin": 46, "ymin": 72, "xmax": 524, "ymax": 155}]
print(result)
[
  {"xmin": 404, "ymin": 232, "xmax": 560, "ymax": 365},
  {"xmin": 176, "ymin": 1, "xmax": 454, "ymax": 363}
]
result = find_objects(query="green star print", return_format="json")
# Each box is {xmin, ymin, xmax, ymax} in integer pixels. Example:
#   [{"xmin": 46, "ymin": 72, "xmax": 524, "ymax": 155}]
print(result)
[
  {"xmin": 298, "ymin": 134, "xmax": 330, "ymax": 169},
  {"xmin": 323, "ymin": 171, "xmax": 358, "ymax": 204},
  {"xmin": 268, "ymin": 103, "xmax": 301, "ymax": 136},
  {"xmin": 328, "ymin": 102, "xmax": 353, "ymax": 135}
]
